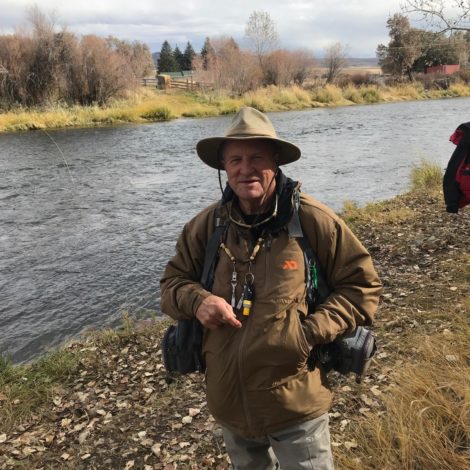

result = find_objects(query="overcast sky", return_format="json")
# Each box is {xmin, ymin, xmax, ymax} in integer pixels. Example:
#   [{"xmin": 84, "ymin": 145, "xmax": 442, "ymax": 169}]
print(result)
[{"xmin": 1, "ymin": 0, "xmax": 408, "ymax": 57}]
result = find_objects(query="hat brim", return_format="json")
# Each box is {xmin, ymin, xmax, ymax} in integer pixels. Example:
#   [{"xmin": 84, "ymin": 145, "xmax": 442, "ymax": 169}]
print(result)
[{"xmin": 196, "ymin": 136, "xmax": 301, "ymax": 170}]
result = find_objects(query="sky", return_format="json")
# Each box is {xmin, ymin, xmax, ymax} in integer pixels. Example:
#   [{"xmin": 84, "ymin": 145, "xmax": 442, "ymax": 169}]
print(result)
[{"xmin": 0, "ymin": 0, "xmax": 408, "ymax": 57}]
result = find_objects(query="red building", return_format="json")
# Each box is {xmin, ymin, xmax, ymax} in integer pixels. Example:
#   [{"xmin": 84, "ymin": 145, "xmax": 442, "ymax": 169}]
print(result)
[{"xmin": 426, "ymin": 64, "xmax": 460, "ymax": 75}]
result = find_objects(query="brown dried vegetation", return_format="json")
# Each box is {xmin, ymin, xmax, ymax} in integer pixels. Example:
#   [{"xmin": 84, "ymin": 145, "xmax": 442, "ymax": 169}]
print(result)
[{"xmin": 0, "ymin": 8, "xmax": 153, "ymax": 109}]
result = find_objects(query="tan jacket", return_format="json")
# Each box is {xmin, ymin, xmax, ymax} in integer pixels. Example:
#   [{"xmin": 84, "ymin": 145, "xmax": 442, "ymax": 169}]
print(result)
[{"xmin": 160, "ymin": 193, "xmax": 382, "ymax": 438}]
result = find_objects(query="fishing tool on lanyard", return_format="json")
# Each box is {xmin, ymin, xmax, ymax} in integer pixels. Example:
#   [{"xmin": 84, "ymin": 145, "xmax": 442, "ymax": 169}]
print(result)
[{"xmin": 220, "ymin": 236, "xmax": 264, "ymax": 317}]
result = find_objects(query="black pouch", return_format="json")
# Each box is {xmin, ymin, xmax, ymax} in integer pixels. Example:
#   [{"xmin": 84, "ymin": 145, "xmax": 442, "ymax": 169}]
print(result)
[
  {"xmin": 161, "ymin": 318, "xmax": 205, "ymax": 376},
  {"xmin": 309, "ymin": 326, "xmax": 377, "ymax": 383}
]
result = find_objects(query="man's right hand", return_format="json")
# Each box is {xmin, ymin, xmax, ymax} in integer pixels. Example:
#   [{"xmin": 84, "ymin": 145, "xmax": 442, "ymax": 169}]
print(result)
[{"xmin": 196, "ymin": 295, "xmax": 242, "ymax": 330}]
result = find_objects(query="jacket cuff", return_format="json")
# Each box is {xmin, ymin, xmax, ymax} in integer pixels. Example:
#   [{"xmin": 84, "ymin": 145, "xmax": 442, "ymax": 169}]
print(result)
[
  {"xmin": 192, "ymin": 289, "xmax": 212, "ymax": 316},
  {"xmin": 302, "ymin": 321, "xmax": 316, "ymax": 349}
]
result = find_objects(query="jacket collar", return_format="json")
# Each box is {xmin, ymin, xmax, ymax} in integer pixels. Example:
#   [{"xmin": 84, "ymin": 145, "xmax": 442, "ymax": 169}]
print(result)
[{"xmin": 221, "ymin": 169, "xmax": 300, "ymax": 234}]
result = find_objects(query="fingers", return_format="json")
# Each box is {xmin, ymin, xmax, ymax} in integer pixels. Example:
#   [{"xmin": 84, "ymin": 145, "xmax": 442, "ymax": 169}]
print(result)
[
  {"xmin": 222, "ymin": 309, "xmax": 242, "ymax": 329},
  {"xmin": 196, "ymin": 295, "xmax": 242, "ymax": 329}
]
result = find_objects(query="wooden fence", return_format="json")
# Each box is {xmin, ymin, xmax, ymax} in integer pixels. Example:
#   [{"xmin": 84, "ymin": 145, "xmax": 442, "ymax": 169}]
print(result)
[
  {"xmin": 140, "ymin": 78, "xmax": 158, "ymax": 87},
  {"xmin": 140, "ymin": 76, "xmax": 213, "ymax": 91}
]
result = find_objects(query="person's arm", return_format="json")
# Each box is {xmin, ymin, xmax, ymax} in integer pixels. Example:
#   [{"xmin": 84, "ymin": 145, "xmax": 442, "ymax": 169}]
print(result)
[
  {"xmin": 160, "ymin": 209, "xmax": 214, "ymax": 321},
  {"xmin": 300, "ymin": 201, "xmax": 382, "ymax": 346},
  {"xmin": 160, "ymin": 207, "xmax": 241, "ymax": 329}
]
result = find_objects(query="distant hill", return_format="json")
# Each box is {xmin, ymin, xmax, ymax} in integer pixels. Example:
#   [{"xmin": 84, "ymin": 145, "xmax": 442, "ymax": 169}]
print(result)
[{"xmin": 347, "ymin": 57, "xmax": 378, "ymax": 67}]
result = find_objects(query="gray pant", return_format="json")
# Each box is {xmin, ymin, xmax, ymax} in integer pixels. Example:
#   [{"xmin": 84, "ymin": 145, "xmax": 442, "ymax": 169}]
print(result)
[{"xmin": 222, "ymin": 413, "xmax": 335, "ymax": 470}]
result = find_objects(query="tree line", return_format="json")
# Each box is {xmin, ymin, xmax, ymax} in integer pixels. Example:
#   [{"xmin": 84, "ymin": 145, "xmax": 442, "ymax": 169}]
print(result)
[
  {"xmin": 4, "ymin": 5, "xmax": 470, "ymax": 110},
  {"xmin": 0, "ymin": 7, "xmax": 154, "ymax": 109}
]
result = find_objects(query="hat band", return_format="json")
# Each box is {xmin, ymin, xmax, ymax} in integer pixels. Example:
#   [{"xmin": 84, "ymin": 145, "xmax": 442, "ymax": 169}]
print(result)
[{"xmin": 226, "ymin": 132, "xmax": 276, "ymax": 138}]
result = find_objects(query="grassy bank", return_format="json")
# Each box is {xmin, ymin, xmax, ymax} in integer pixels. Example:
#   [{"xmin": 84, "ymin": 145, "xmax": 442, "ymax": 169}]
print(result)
[
  {"xmin": 0, "ymin": 162, "xmax": 469, "ymax": 469},
  {"xmin": 1, "ymin": 81, "xmax": 470, "ymax": 133}
]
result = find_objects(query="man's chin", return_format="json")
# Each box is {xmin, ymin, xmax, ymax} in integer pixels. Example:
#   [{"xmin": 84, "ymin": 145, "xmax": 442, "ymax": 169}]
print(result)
[{"xmin": 237, "ymin": 190, "xmax": 263, "ymax": 201}]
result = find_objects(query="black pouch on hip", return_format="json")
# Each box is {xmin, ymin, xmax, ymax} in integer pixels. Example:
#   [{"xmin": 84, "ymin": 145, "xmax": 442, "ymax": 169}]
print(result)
[
  {"xmin": 310, "ymin": 326, "xmax": 377, "ymax": 383},
  {"xmin": 161, "ymin": 318, "xmax": 205, "ymax": 377}
]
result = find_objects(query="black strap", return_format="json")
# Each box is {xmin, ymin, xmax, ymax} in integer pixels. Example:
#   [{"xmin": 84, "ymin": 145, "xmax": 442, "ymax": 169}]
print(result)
[
  {"xmin": 202, "ymin": 194, "xmax": 329, "ymax": 308},
  {"xmin": 200, "ymin": 209, "xmax": 227, "ymax": 290},
  {"xmin": 287, "ymin": 192, "xmax": 330, "ymax": 310}
]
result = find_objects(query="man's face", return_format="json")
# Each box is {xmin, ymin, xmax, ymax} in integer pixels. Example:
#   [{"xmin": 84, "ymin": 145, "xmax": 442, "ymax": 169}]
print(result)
[{"xmin": 222, "ymin": 139, "xmax": 278, "ymax": 214}]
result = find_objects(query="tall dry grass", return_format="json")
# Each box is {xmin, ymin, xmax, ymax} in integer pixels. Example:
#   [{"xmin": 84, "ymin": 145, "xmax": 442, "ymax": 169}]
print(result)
[
  {"xmin": 410, "ymin": 159, "xmax": 443, "ymax": 192},
  {"xmin": 336, "ymin": 317, "xmax": 470, "ymax": 470},
  {"xmin": 2, "ymin": 81, "xmax": 470, "ymax": 133}
]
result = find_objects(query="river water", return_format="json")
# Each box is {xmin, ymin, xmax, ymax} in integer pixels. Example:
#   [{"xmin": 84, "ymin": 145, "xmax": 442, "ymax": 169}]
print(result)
[{"xmin": 1, "ymin": 97, "xmax": 469, "ymax": 362}]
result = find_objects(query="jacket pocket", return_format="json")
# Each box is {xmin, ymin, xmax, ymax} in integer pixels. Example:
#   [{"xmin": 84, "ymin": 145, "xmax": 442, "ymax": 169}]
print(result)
[
  {"xmin": 244, "ymin": 367, "xmax": 332, "ymax": 431},
  {"xmin": 294, "ymin": 308, "xmax": 311, "ymax": 354}
]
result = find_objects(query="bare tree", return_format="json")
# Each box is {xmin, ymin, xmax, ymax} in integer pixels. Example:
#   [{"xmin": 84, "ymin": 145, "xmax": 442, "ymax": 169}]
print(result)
[
  {"xmin": 194, "ymin": 36, "xmax": 260, "ymax": 94},
  {"xmin": 245, "ymin": 10, "xmax": 278, "ymax": 80},
  {"xmin": 402, "ymin": 0, "xmax": 470, "ymax": 33},
  {"xmin": 324, "ymin": 42, "xmax": 349, "ymax": 84},
  {"xmin": 107, "ymin": 37, "xmax": 155, "ymax": 77}
]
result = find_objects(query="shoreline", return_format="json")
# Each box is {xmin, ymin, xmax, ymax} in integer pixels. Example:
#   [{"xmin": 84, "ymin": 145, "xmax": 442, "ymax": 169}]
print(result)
[
  {"xmin": 1, "ymin": 82, "xmax": 470, "ymax": 133},
  {"xmin": 1, "ymin": 165, "xmax": 469, "ymax": 468}
]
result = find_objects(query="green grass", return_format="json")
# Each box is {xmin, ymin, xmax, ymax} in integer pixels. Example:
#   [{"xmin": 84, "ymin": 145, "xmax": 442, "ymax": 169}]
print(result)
[
  {"xmin": 0, "ymin": 349, "xmax": 80, "ymax": 432},
  {"xmin": 341, "ymin": 200, "xmax": 414, "ymax": 231}
]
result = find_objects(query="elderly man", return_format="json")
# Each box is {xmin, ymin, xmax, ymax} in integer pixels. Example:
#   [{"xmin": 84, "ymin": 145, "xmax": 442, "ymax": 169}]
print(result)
[{"xmin": 160, "ymin": 107, "xmax": 382, "ymax": 469}]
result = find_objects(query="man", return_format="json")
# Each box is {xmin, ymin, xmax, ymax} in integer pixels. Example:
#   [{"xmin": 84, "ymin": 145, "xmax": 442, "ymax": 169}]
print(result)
[{"xmin": 160, "ymin": 107, "xmax": 382, "ymax": 469}]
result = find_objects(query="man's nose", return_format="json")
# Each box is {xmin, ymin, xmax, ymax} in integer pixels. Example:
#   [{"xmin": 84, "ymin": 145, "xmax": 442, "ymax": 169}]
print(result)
[{"xmin": 239, "ymin": 157, "xmax": 254, "ymax": 174}]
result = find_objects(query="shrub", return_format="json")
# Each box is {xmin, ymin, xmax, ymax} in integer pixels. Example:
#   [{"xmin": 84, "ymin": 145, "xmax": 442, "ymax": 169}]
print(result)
[
  {"xmin": 410, "ymin": 159, "xmax": 442, "ymax": 192},
  {"xmin": 455, "ymin": 69, "xmax": 470, "ymax": 84},
  {"xmin": 343, "ymin": 85, "xmax": 363, "ymax": 103},
  {"xmin": 337, "ymin": 73, "xmax": 372, "ymax": 87},
  {"xmin": 311, "ymin": 84, "xmax": 343, "ymax": 104},
  {"xmin": 0, "ymin": 8, "xmax": 151, "ymax": 109},
  {"xmin": 140, "ymin": 106, "xmax": 172, "ymax": 120}
]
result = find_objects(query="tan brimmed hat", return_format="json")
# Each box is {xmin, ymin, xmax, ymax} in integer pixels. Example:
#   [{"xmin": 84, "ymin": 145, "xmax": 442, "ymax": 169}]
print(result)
[{"xmin": 196, "ymin": 107, "xmax": 301, "ymax": 169}]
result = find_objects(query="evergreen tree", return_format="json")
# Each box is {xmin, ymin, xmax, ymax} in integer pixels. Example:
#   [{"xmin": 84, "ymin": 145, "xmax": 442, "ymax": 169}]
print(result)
[
  {"xmin": 173, "ymin": 45, "xmax": 184, "ymax": 71},
  {"xmin": 183, "ymin": 41, "xmax": 196, "ymax": 70},
  {"xmin": 376, "ymin": 14, "xmax": 421, "ymax": 81},
  {"xmin": 158, "ymin": 40, "xmax": 177, "ymax": 73},
  {"xmin": 200, "ymin": 37, "xmax": 215, "ymax": 70}
]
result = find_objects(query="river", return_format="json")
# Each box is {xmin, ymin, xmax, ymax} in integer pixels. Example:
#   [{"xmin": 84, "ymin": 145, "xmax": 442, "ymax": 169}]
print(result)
[{"xmin": 1, "ymin": 97, "xmax": 469, "ymax": 362}]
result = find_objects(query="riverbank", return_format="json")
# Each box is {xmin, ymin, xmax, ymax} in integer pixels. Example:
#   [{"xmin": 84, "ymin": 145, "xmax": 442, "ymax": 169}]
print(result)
[
  {"xmin": 1, "ymin": 82, "xmax": 470, "ymax": 133},
  {"xmin": 1, "ymin": 163, "xmax": 468, "ymax": 469}
]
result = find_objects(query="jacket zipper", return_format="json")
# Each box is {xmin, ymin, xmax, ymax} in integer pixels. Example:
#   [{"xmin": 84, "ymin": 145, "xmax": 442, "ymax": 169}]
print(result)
[
  {"xmin": 237, "ymin": 236, "xmax": 254, "ymax": 433},
  {"xmin": 237, "ymin": 311, "xmax": 253, "ymax": 433}
]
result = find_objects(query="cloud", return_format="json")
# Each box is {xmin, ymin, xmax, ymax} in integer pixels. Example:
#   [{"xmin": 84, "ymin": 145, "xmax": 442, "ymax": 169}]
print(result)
[{"xmin": 0, "ymin": 0, "xmax": 402, "ymax": 56}]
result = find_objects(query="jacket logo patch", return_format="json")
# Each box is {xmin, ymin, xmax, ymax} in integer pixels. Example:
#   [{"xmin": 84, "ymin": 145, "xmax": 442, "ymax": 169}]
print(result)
[{"xmin": 282, "ymin": 260, "xmax": 298, "ymax": 270}]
